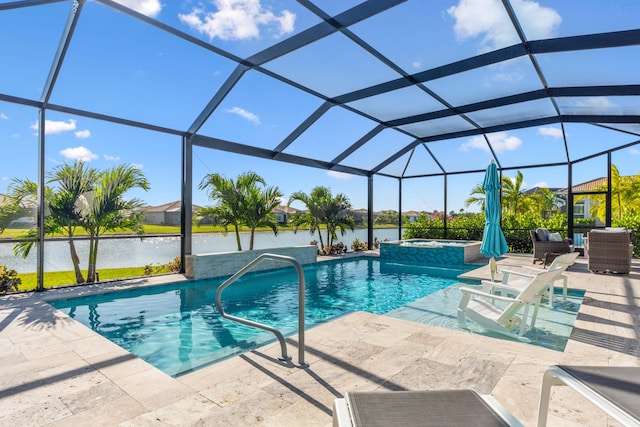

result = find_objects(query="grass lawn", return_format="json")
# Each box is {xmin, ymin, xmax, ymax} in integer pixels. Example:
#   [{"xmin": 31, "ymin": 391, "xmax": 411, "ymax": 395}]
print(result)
[{"xmin": 16, "ymin": 266, "xmax": 174, "ymax": 291}]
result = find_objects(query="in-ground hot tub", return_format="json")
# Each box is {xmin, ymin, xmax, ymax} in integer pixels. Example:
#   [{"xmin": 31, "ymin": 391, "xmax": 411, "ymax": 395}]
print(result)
[{"xmin": 380, "ymin": 239, "xmax": 482, "ymax": 265}]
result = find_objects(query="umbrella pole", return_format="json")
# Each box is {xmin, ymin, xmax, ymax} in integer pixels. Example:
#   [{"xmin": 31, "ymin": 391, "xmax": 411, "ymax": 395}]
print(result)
[{"xmin": 490, "ymin": 257, "xmax": 497, "ymax": 282}]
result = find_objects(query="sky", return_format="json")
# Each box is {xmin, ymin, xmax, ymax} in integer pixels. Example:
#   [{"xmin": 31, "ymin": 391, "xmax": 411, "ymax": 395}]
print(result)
[{"xmin": 1, "ymin": 0, "xmax": 639, "ymax": 214}]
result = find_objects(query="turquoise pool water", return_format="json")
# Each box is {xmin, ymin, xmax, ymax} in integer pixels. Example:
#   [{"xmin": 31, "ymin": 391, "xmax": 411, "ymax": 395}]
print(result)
[{"xmin": 50, "ymin": 258, "xmax": 475, "ymax": 376}]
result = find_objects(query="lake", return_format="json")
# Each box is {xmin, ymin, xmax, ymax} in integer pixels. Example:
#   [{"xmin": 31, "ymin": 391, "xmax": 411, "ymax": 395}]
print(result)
[{"xmin": 0, "ymin": 229, "xmax": 403, "ymax": 273}]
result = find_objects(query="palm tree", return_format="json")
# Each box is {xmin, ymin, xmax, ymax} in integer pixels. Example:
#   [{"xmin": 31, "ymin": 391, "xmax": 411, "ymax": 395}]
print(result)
[
  {"xmin": 464, "ymin": 183, "xmax": 486, "ymax": 211},
  {"xmin": 82, "ymin": 164, "xmax": 150, "ymax": 282},
  {"xmin": 2, "ymin": 178, "xmax": 37, "ymax": 234},
  {"xmin": 587, "ymin": 165, "xmax": 640, "ymax": 221},
  {"xmin": 501, "ymin": 170, "xmax": 529, "ymax": 215},
  {"xmin": 288, "ymin": 186, "xmax": 355, "ymax": 250},
  {"xmin": 288, "ymin": 208, "xmax": 324, "ymax": 248},
  {"xmin": 9, "ymin": 163, "xmax": 147, "ymax": 284},
  {"xmin": 198, "ymin": 171, "xmax": 264, "ymax": 251},
  {"xmin": 242, "ymin": 180, "xmax": 283, "ymax": 250},
  {"xmin": 288, "ymin": 187, "xmax": 329, "ymax": 249},
  {"xmin": 47, "ymin": 162, "xmax": 99, "ymax": 283},
  {"xmin": 322, "ymin": 192, "xmax": 355, "ymax": 247}
]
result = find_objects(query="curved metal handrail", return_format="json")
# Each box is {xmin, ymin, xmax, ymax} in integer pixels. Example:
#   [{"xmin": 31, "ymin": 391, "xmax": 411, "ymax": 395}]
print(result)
[{"xmin": 215, "ymin": 253, "xmax": 307, "ymax": 367}]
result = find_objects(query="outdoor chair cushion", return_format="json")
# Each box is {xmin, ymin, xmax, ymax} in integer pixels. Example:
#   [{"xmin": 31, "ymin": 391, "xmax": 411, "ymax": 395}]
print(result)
[
  {"xmin": 530, "ymin": 229, "xmax": 573, "ymax": 264},
  {"xmin": 549, "ymin": 232, "xmax": 563, "ymax": 241},
  {"xmin": 535, "ymin": 228, "xmax": 550, "ymax": 241}
]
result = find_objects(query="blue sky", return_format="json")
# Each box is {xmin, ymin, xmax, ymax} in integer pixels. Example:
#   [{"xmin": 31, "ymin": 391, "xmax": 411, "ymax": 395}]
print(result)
[{"xmin": 1, "ymin": 0, "xmax": 639, "ymax": 214}]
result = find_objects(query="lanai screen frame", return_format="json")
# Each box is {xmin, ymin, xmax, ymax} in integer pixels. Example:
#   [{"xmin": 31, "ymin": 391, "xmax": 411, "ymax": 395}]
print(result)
[{"xmin": 1, "ymin": 0, "xmax": 639, "ymax": 290}]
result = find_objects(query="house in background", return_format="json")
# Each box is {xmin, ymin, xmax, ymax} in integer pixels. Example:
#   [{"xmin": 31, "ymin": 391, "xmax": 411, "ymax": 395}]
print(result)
[
  {"xmin": 557, "ymin": 177, "xmax": 607, "ymax": 222},
  {"xmin": 273, "ymin": 205, "xmax": 301, "ymax": 224},
  {"xmin": 402, "ymin": 211, "xmax": 421, "ymax": 223},
  {"xmin": 523, "ymin": 186, "xmax": 565, "ymax": 217},
  {"xmin": 1, "ymin": 193, "xmax": 37, "ymax": 228},
  {"xmin": 350, "ymin": 208, "xmax": 371, "ymax": 226},
  {"xmin": 144, "ymin": 201, "xmax": 202, "ymax": 226}
]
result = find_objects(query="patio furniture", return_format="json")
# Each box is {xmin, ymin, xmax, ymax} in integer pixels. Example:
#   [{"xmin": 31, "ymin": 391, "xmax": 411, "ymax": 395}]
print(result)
[
  {"xmin": 586, "ymin": 229, "xmax": 633, "ymax": 274},
  {"xmin": 333, "ymin": 389, "xmax": 523, "ymax": 426},
  {"xmin": 515, "ymin": 252, "xmax": 580, "ymax": 305},
  {"xmin": 530, "ymin": 229, "xmax": 573, "ymax": 265},
  {"xmin": 457, "ymin": 268, "xmax": 563, "ymax": 338},
  {"xmin": 537, "ymin": 365, "xmax": 640, "ymax": 427}
]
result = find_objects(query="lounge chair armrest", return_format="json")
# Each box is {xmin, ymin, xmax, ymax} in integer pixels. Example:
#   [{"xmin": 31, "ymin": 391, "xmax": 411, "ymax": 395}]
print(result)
[
  {"xmin": 521, "ymin": 266, "xmax": 545, "ymax": 275},
  {"xmin": 480, "ymin": 280, "xmax": 518, "ymax": 294},
  {"xmin": 484, "ymin": 282, "xmax": 526, "ymax": 295},
  {"xmin": 459, "ymin": 287, "xmax": 520, "ymax": 303},
  {"xmin": 500, "ymin": 269, "xmax": 535, "ymax": 279}
]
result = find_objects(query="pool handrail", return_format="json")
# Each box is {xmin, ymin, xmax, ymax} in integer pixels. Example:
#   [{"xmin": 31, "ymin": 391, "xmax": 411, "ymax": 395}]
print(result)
[{"xmin": 215, "ymin": 253, "xmax": 308, "ymax": 368}]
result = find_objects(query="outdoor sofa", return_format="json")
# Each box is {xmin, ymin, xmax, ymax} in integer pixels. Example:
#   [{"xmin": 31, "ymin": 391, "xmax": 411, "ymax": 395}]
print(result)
[
  {"xmin": 586, "ymin": 228, "xmax": 633, "ymax": 274},
  {"xmin": 530, "ymin": 229, "xmax": 573, "ymax": 265}
]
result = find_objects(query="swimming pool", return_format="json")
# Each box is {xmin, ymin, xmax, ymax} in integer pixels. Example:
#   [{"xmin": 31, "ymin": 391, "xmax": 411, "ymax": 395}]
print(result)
[
  {"xmin": 380, "ymin": 239, "xmax": 482, "ymax": 264},
  {"xmin": 50, "ymin": 257, "xmax": 475, "ymax": 377}
]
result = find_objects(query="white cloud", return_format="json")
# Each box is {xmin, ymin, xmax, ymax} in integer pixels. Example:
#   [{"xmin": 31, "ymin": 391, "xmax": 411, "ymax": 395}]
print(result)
[
  {"xmin": 460, "ymin": 132, "xmax": 522, "ymax": 153},
  {"xmin": 538, "ymin": 127, "xmax": 563, "ymax": 138},
  {"xmin": 327, "ymin": 171, "xmax": 353, "ymax": 181},
  {"xmin": 226, "ymin": 106, "xmax": 261, "ymax": 125},
  {"xmin": 488, "ymin": 132, "xmax": 523, "ymax": 152},
  {"xmin": 131, "ymin": 163, "xmax": 144, "ymax": 170},
  {"xmin": 0, "ymin": 113, "xmax": 7, "ymax": 120},
  {"xmin": 31, "ymin": 119, "xmax": 77, "ymax": 135},
  {"xmin": 10, "ymin": 132, "xmax": 19, "ymax": 138},
  {"xmin": 74, "ymin": 129, "xmax": 91, "ymax": 139},
  {"xmin": 459, "ymin": 135, "xmax": 490, "ymax": 152},
  {"xmin": 532, "ymin": 181, "xmax": 548, "ymax": 188},
  {"xmin": 60, "ymin": 146, "xmax": 98, "ymax": 162},
  {"xmin": 179, "ymin": 0, "xmax": 296, "ymax": 41},
  {"xmin": 629, "ymin": 147, "xmax": 640, "ymax": 155},
  {"xmin": 511, "ymin": 0, "xmax": 562, "ymax": 40},
  {"xmin": 104, "ymin": 154, "xmax": 121, "ymax": 161},
  {"xmin": 113, "ymin": 0, "xmax": 161, "ymax": 18},
  {"xmin": 575, "ymin": 97, "xmax": 615, "ymax": 110},
  {"xmin": 1, "ymin": 176, "xmax": 7, "ymax": 181},
  {"xmin": 447, "ymin": 0, "xmax": 561, "ymax": 51},
  {"xmin": 412, "ymin": 60, "xmax": 423, "ymax": 69},
  {"xmin": 490, "ymin": 69, "xmax": 523, "ymax": 84}
]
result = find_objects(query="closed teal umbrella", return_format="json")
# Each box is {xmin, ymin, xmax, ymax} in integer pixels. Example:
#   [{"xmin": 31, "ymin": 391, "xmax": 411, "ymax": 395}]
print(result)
[{"xmin": 480, "ymin": 161, "xmax": 509, "ymax": 280}]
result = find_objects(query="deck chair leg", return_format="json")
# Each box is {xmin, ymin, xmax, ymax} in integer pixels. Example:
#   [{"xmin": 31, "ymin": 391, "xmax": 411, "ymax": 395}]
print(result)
[
  {"xmin": 530, "ymin": 302, "xmax": 541, "ymax": 330},
  {"xmin": 457, "ymin": 293, "xmax": 471, "ymax": 328},
  {"xmin": 519, "ymin": 305, "xmax": 531, "ymax": 336},
  {"xmin": 537, "ymin": 369, "xmax": 566, "ymax": 427}
]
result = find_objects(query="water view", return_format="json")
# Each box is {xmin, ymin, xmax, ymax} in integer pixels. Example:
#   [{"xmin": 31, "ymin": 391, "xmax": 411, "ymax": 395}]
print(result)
[{"xmin": 1, "ymin": 229, "xmax": 403, "ymax": 273}]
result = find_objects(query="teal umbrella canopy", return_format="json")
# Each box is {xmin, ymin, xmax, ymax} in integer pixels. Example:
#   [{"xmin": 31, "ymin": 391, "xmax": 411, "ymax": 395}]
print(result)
[{"xmin": 480, "ymin": 162, "xmax": 509, "ymax": 259}]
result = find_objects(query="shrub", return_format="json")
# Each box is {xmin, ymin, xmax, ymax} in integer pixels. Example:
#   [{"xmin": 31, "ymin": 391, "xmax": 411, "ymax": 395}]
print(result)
[
  {"xmin": 0, "ymin": 266, "xmax": 21, "ymax": 293},
  {"xmin": 167, "ymin": 256, "xmax": 181, "ymax": 273},
  {"xmin": 351, "ymin": 238, "xmax": 367, "ymax": 251}
]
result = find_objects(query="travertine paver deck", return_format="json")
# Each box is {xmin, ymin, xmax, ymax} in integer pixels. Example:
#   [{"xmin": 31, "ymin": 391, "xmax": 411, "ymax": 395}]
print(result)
[{"xmin": 0, "ymin": 254, "xmax": 638, "ymax": 426}]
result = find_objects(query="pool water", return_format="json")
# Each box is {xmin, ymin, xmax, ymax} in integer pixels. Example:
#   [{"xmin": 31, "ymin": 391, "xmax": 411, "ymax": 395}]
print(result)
[
  {"xmin": 388, "ymin": 284, "xmax": 585, "ymax": 350},
  {"xmin": 50, "ymin": 258, "xmax": 476, "ymax": 376}
]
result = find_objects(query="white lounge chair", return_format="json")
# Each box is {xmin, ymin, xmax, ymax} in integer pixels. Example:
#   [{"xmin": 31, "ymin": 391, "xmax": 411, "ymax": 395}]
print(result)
[
  {"xmin": 537, "ymin": 365, "xmax": 640, "ymax": 426},
  {"xmin": 495, "ymin": 252, "xmax": 579, "ymax": 306},
  {"xmin": 333, "ymin": 389, "xmax": 523, "ymax": 426},
  {"xmin": 458, "ymin": 268, "xmax": 564, "ymax": 338}
]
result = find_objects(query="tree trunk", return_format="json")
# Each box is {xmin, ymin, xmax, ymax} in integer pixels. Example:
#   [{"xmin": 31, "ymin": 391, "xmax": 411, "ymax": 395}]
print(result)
[
  {"xmin": 67, "ymin": 238, "xmax": 85, "ymax": 284},
  {"xmin": 233, "ymin": 224, "xmax": 242, "ymax": 251},
  {"xmin": 87, "ymin": 236, "xmax": 99, "ymax": 282},
  {"xmin": 316, "ymin": 226, "xmax": 325, "ymax": 250},
  {"xmin": 249, "ymin": 228, "xmax": 255, "ymax": 250}
]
